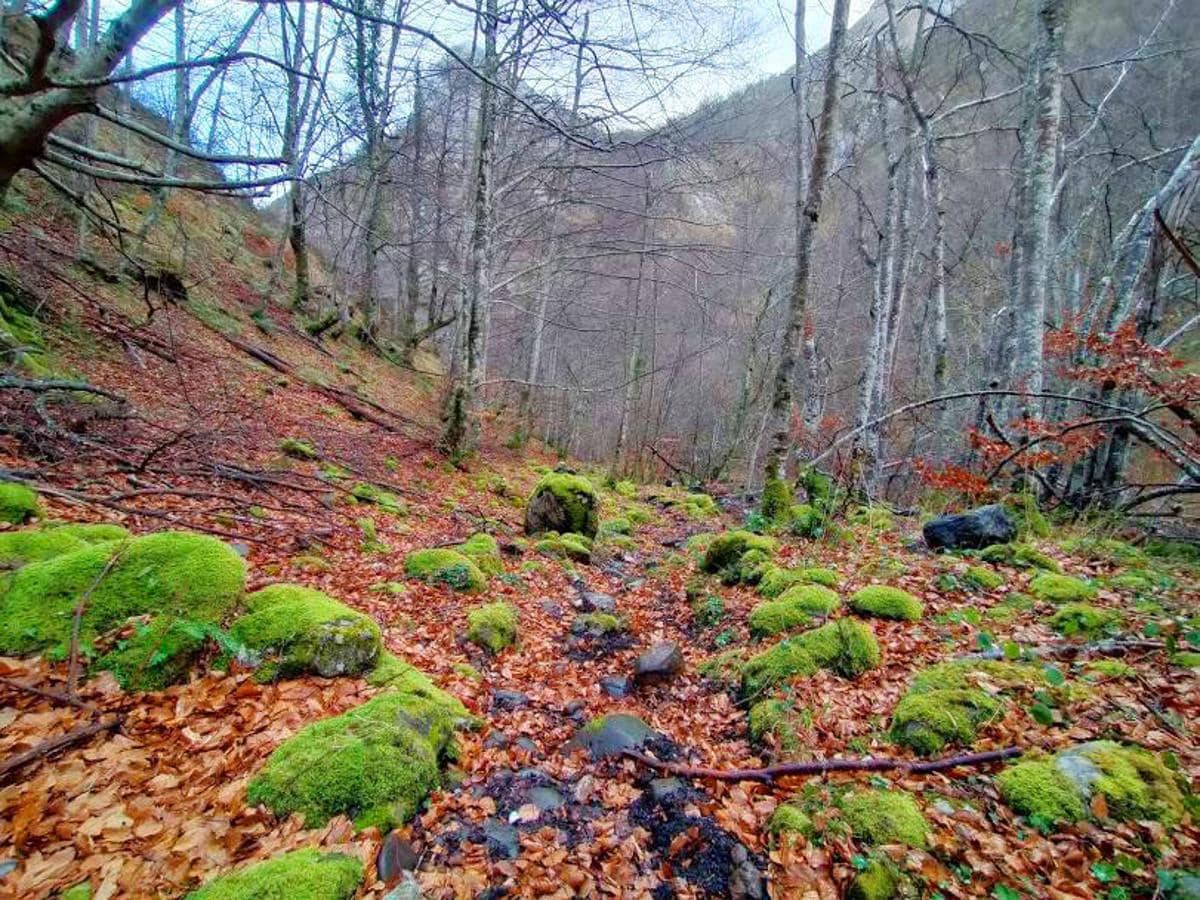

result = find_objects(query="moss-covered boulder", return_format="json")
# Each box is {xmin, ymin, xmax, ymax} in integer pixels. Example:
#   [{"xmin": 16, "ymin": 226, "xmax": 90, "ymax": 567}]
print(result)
[
  {"xmin": 998, "ymin": 741, "xmax": 1187, "ymax": 826},
  {"xmin": 850, "ymin": 586, "xmax": 923, "ymax": 621},
  {"xmin": 964, "ymin": 565, "xmax": 1003, "ymax": 591},
  {"xmin": 757, "ymin": 566, "xmax": 838, "ymax": 598},
  {"xmin": 466, "ymin": 601, "xmax": 519, "ymax": 653},
  {"xmin": 525, "ymin": 472, "xmax": 599, "ymax": 538},
  {"xmin": 778, "ymin": 583, "xmax": 840, "ymax": 615},
  {"xmin": 94, "ymin": 616, "xmax": 212, "ymax": 691},
  {"xmin": 366, "ymin": 652, "xmax": 476, "ymax": 725},
  {"xmin": 535, "ymin": 531, "xmax": 593, "ymax": 562},
  {"xmin": 847, "ymin": 859, "xmax": 901, "ymax": 900},
  {"xmin": 907, "ymin": 660, "xmax": 1041, "ymax": 694},
  {"xmin": 231, "ymin": 584, "xmax": 381, "ymax": 680},
  {"xmin": 404, "ymin": 548, "xmax": 487, "ymax": 591},
  {"xmin": 1029, "ymin": 573, "xmax": 1097, "ymax": 603},
  {"xmin": 740, "ymin": 639, "xmax": 818, "ymax": 699},
  {"xmin": 700, "ymin": 530, "xmax": 777, "ymax": 584},
  {"xmin": 187, "ymin": 848, "xmax": 362, "ymax": 900},
  {"xmin": 571, "ymin": 612, "xmax": 626, "ymax": 637},
  {"xmin": 1048, "ymin": 603, "xmax": 1120, "ymax": 638},
  {"xmin": 0, "ymin": 530, "xmax": 245, "ymax": 656},
  {"xmin": 349, "ymin": 482, "xmax": 405, "ymax": 514},
  {"xmin": 795, "ymin": 618, "xmax": 880, "ymax": 677},
  {"xmin": 789, "ymin": 503, "xmax": 825, "ymax": 538},
  {"xmin": 769, "ymin": 803, "xmax": 812, "ymax": 839},
  {"xmin": 455, "ymin": 532, "xmax": 503, "ymax": 575},
  {"xmin": 841, "ymin": 789, "xmax": 929, "ymax": 848},
  {"xmin": 1061, "ymin": 537, "xmax": 1148, "ymax": 568},
  {"xmin": 980, "ymin": 542, "xmax": 1060, "ymax": 572},
  {"xmin": 0, "ymin": 521, "xmax": 129, "ymax": 569},
  {"xmin": 280, "ymin": 437, "xmax": 319, "ymax": 460},
  {"xmin": 748, "ymin": 699, "xmax": 802, "ymax": 752},
  {"xmin": 890, "ymin": 688, "xmax": 1002, "ymax": 755},
  {"xmin": 0, "ymin": 483, "xmax": 42, "ymax": 524},
  {"xmin": 748, "ymin": 599, "xmax": 813, "ymax": 638},
  {"xmin": 247, "ymin": 687, "xmax": 461, "ymax": 831},
  {"xmin": 681, "ymin": 492, "xmax": 719, "ymax": 519}
]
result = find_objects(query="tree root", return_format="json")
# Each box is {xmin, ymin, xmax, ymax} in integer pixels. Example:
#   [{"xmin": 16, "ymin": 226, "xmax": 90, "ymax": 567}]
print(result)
[{"xmin": 619, "ymin": 746, "xmax": 1021, "ymax": 783}]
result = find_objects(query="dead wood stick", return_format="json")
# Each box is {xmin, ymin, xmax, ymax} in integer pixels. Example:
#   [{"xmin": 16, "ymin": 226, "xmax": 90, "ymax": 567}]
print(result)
[
  {"xmin": 620, "ymin": 746, "xmax": 1021, "ymax": 783},
  {"xmin": 0, "ymin": 715, "xmax": 122, "ymax": 785},
  {"xmin": 67, "ymin": 541, "xmax": 130, "ymax": 698},
  {"xmin": 0, "ymin": 677, "xmax": 95, "ymax": 712},
  {"xmin": 959, "ymin": 639, "xmax": 1165, "ymax": 662}
]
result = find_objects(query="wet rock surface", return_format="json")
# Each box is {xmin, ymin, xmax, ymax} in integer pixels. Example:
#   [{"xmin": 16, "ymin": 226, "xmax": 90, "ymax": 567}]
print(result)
[
  {"xmin": 923, "ymin": 504, "xmax": 1016, "ymax": 550},
  {"xmin": 633, "ymin": 642, "xmax": 684, "ymax": 686}
]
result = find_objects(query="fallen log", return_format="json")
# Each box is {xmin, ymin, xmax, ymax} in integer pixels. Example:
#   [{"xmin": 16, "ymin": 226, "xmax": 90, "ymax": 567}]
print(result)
[{"xmin": 619, "ymin": 746, "xmax": 1021, "ymax": 783}]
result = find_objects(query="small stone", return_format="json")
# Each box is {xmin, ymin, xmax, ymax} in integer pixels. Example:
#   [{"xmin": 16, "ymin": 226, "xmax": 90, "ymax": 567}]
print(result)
[
  {"xmin": 514, "ymin": 736, "xmax": 538, "ymax": 753},
  {"xmin": 648, "ymin": 777, "xmax": 685, "ymax": 804},
  {"xmin": 570, "ymin": 713, "xmax": 660, "ymax": 760},
  {"xmin": 482, "ymin": 818, "xmax": 520, "ymax": 859},
  {"xmin": 580, "ymin": 591, "xmax": 617, "ymax": 613},
  {"xmin": 377, "ymin": 831, "xmax": 420, "ymax": 882},
  {"xmin": 231, "ymin": 541, "xmax": 251, "ymax": 558},
  {"xmin": 565, "ymin": 699, "xmax": 586, "ymax": 719},
  {"xmin": 382, "ymin": 873, "xmax": 423, "ymax": 900},
  {"xmin": 633, "ymin": 642, "xmax": 684, "ymax": 686},
  {"xmin": 540, "ymin": 599, "xmax": 563, "ymax": 618},
  {"xmin": 484, "ymin": 731, "xmax": 510, "ymax": 749},
  {"xmin": 528, "ymin": 786, "xmax": 566, "ymax": 812},
  {"xmin": 492, "ymin": 689, "xmax": 530, "ymax": 711},
  {"xmin": 600, "ymin": 675, "xmax": 631, "ymax": 698}
]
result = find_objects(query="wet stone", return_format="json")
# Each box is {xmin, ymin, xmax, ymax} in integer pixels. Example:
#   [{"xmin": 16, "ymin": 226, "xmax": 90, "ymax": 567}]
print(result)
[
  {"xmin": 648, "ymin": 778, "xmax": 687, "ymax": 804},
  {"xmin": 483, "ymin": 731, "xmax": 510, "ymax": 750},
  {"xmin": 600, "ymin": 675, "xmax": 631, "ymax": 698},
  {"xmin": 513, "ymin": 737, "xmax": 538, "ymax": 753},
  {"xmin": 570, "ymin": 713, "xmax": 661, "ymax": 760},
  {"xmin": 481, "ymin": 818, "xmax": 520, "ymax": 859},
  {"xmin": 528, "ymin": 786, "xmax": 566, "ymax": 812},
  {"xmin": 579, "ymin": 591, "xmax": 617, "ymax": 614},
  {"xmin": 491, "ymin": 689, "xmax": 530, "ymax": 711},
  {"xmin": 540, "ymin": 599, "xmax": 563, "ymax": 618},
  {"xmin": 377, "ymin": 831, "xmax": 420, "ymax": 882},
  {"xmin": 633, "ymin": 642, "xmax": 684, "ymax": 686},
  {"xmin": 564, "ymin": 699, "xmax": 587, "ymax": 719}
]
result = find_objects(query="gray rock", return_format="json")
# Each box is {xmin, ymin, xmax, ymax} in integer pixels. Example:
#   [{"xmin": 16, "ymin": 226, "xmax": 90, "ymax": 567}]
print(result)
[
  {"xmin": 528, "ymin": 785, "xmax": 566, "ymax": 812},
  {"xmin": 525, "ymin": 478, "xmax": 598, "ymax": 538},
  {"xmin": 564, "ymin": 699, "xmax": 587, "ymax": 719},
  {"xmin": 648, "ymin": 777, "xmax": 685, "ymax": 803},
  {"xmin": 0, "ymin": 860, "xmax": 15, "ymax": 878},
  {"xmin": 484, "ymin": 731, "xmax": 510, "ymax": 749},
  {"xmin": 231, "ymin": 541, "xmax": 252, "ymax": 558},
  {"xmin": 482, "ymin": 818, "xmax": 521, "ymax": 859},
  {"xmin": 580, "ymin": 591, "xmax": 617, "ymax": 613},
  {"xmin": 1053, "ymin": 745, "xmax": 1103, "ymax": 796},
  {"xmin": 600, "ymin": 675, "xmax": 631, "ymax": 698},
  {"xmin": 540, "ymin": 599, "xmax": 563, "ymax": 618},
  {"xmin": 923, "ymin": 504, "xmax": 1016, "ymax": 551},
  {"xmin": 729, "ymin": 842, "xmax": 764, "ymax": 900},
  {"xmin": 377, "ymin": 831, "xmax": 419, "ymax": 882},
  {"xmin": 569, "ymin": 713, "xmax": 660, "ymax": 760},
  {"xmin": 514, "ymin": 736, "xmax": 538, "ymax": 753},
  {"xmin": 492, "ymin": 690, "xmax": 531, "ymax": 711},
  {"xmin": 633, "ymin": 642, "xmax": 684, "ymax": 686}
]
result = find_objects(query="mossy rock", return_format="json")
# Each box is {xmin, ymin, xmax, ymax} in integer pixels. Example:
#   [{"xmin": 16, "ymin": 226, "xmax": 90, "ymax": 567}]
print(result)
[
  {"xmin": 748, "ymin": 600, "xmax": 812, "ymax": 638},
  {"xmin": 365, "ymin": 652, "xmax": 475, "ymax": 726},
  {"xmin": 890, "ymin": 688, "xmax": 1002, "ymax": 755},
  {"xmin": 849, "ymin": 506, "xmax": 894, "ymax": 531},
  {"xmin": 613, "ymin": 480, "xmax": 638, "ymax": 498},
  {"xmin": 403, "ymin": 548, "xmax": 487, "ymax": 592},
  {"xmin": 0, "ymin": 521, "xmax": 129, "ymax": 569},
  {"xmin": 279, "ymin": 437, "xmax": 319, "ymax": 460},
  {"xmin": 998, "ymin": 741, "xmax": 1186, "ymax": 826},
  {"xmin": 964, "ymin": 565, "xmax": 1003, "ymax": 591},
  {"xmin": 94, "ymin": 616, "xmax": 213, "ymax": 691},
  {"xmin": 187, "ymin": 848, "xmax": 362, "ymax": 899},
  {"xmin": 600, "ymin": 517, "xmax": 632, "ymax": 536},
  {"xmin": 847, "ymin": 859, "xmax": 901, "ymax": 900},
  {"xmin": 455, "ymin": 532, "xmax": 503, "ymax": 576},
  {"xmin": 700, "ymin": 530, "xmax": 777, "ymax": 584},
  {"xmin": 779, "ymin": 584, "xmax": 840, "ymax": 617},
  {"xmin": 795, "ymin": 618, "xmax": 881, "ymax": 678},
  {"xmin": 525, "ymin": 473, "xmax": 599, "ymax": 538},
  {"xmin": 572, "ymin": 612, "xmax": 626, "ymax": 636},
  {"xmin": 1003, "ymin": 493, "xmax": 1051, "ymax": 540},
  {"xmin": 0, "ymin": 531, "xmax": 245, "ymax": 657},
  {"xmin": 769, "ymin": 803, "xmax": 812, "ymax": 839},
  {"xmin": 758, "ymin": 566, "xmax": 838, "ymax": 598},
  {"xmin": 850, "ymin": 586, "xmax": 923, "ymax": 621},
  {"xmin": 1107, "ymin": 571, "xmax": 1159, "ymax": 594},
  {"xmin": 535, "ymin": 532, "xmax": 592, "ymax": 562},
  {"xmin": 247, "ymin": 688, "xmax": 459, "ymax": 831},
  {"xmin": 1047, "ymin": 603, "xmax": 1120, "ymax": 639},
  {"xmin": 1029, "ymin": 573, "xmax": 1097, "ymax": 604},
  {"xmin": 231, "ymin": 584, "xmax": 381, "ymax": 681},
  {"xmin": 466, "ymin": 601, "xmax": 519, "ymax": 653},
  {"xmin": 980, "ymin": 543, "xmax": 1060, "ymax": 572},
  {"xmin": 748, "ymin": 699, "xmax": 801, "ymax": 751},
  {"xmin": 0, "ymin": 483, "xmax": 42, "ymax": 525},
  {"xmin": 349, "ymin": 482, "xmax": 405, "ymax": 514},
  {"xmin": 841, "ymin": 789, "xmax": 929, "ymax": 849},
  {"xmin": 681, "ymin": 493, "xmax": 719, "ymax": 519},
  {"xmin": 1061, "ymin": 537, "xmax": 1148, "ymax": 568},
  {"xmin": 740, "ymin": 639, "xmax": 818, "ymax": 699},
  {"xmin": 908, "ymin": 660, "xmax": 1041, "ymax": 694}
]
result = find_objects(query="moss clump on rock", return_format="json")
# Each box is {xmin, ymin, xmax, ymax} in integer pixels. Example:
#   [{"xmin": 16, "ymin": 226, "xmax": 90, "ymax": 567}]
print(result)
[
  {"xmin": 1107, "ymin": 571, "xmax": 1158, "ymax": 594},
  {"xmin": 847, "ymin": 859, "xmax": 900, "ymax": 900},
  {"xmin": 365, "ymin": 652, "xmax": 475, "ymax": 726},
  {"xmin": 525, "ymin": 472, "xmax": 599, "ymax": 538},
  {"xmin": 748, "ymin": 699, "xmax": 800, "ymax": 750},
  {"xmin": 740, "ymin": 639, "xmax": 818, "ymax": 699},
  {"xmin": 1048, "ymin": 603, "xmax": 1120, "ymax": 638},
  {"xmin": 247, "ymin": 688, "xmax": 460, "ymax": 831},
  {"xmin": 789, "ymin": 503, "xmax": 824, "ymax": 539},
  {"xmin": 348, "ymin": 482, "xmax": 404, "ymax": 514},
  {"xmin": 841, "ymin": 789, "xmax": 929, "ymax": 849},
  {"xmin": 0, "ymin": 483, "xmax": 41, "ymax": 524},
  {"xmin": 700, "ymin": 530, "xmax": 777, "ymax": 584},
  {"xmin": 0, "ymin": 527, "xmax": 89, "ymax": 568},
  {"xmin": 94, "ymin": 617, "xmax": 211, "ymax": 691},
  {"xmin": 749, "ymin": 600, "xmax": 811, "ymax": 638},
  {"xmin": 0, "ymin": 531, "xmax": 245, "ymax": 656},
  {"xmin": 889, "ymin": 688, "xmax": 1002, "ymax": 755},
  {"xmin": 908, "ymin": 660, "xmax": 1040, "ymax": 694},
  {"xmin": 769, "ymin": 803, "xmax": 812, "ymax": 838},
  {"xmin": 980, "ymin": 543, "xmax": 1060, "ymax": 572},
  {"xmin": 187, "ymin": 848, "xmax": 362, "ymax": 900},
  {"xmin": 761, "ymin": 477, "xmax": 792, "ymax": 522},
  {"xmin": 996, "ymin": 758, "xmax": 1087, "ymax": 824},
  {"xmin": 535, "ymin": 531, "xmax": 593, "ymax": 562},
  {"xmin": 681, "ymin": 492, "xmax": 719, "ymax": 519},
  {"xmin": 1061, "ymin": 537, "xmax": 1148, "ymax": 568},
  {"xmin": 758, "ymin": 566, "xmax": 840, "ymax": 598},
  {"xmin": 964, "ymin": 565, "xmax": 1003, "ymax": 591},
  {"xmin": 778, "ymin": 584, "xmax": 840, "ymax": 616},
  {"xmin": 794, "ymin": 618, "xmax": 881, "ymax": 678},
  {"xmin": 1029, "ymin": 573, "xmax": 1097, "ymax": 604},
  {"xmin": 404, "ymin": 548, "xmax": 487, "ymax": 592},
  {"xmin": 849, "ymin": 506, "xmax": 894, "ymax": 531},
  {"xmin": 466, "ymin": 601, "xmax": 519, "ymax": 653},
  {"xmin": 231, "ymin": 584, "xmax": 381, "ymax": 681},
  {"xmin": 850, "ymin": 586, "xmax": 923, "ymax": 621},
  {"xmin": 455, "ymin": 532, "xmax": 503, "ymax": 575},
  {"xmin": 572, "ymin": 612, "xmax": 626, "ymax": 636},
  {"xmin": 601, "ymin": 517, "xmax": 632, "ymax": 536},
  {"xmin": 279, "ymin": 437, "xmax": 319, "ymax": 460}
]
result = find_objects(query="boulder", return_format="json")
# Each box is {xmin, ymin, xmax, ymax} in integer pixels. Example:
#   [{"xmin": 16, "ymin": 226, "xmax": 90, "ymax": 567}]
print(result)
[
  {"xmin": 633, "ymin": 642, "xmax": 684, "ymax": 686},
  {"xmin": 376, "ymin": 832, "xmax": 419, "ymax": 882},
  {"xmin": 570, "ymin": 713, "xmax": 660, "ymax": 759},
  {"xmin": 923, "ymin": 504, "xmax": 1016, "ymax": 551},
  {"xmin": 525, "ymin": 473, "xmax": 599, "ymax": 538}
]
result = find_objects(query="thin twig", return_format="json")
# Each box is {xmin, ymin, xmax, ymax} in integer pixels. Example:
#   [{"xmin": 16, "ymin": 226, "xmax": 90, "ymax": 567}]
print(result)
[
  {"xmin": 0, "ymin": 715, "xmax": 122, "ymax": 786},
  {"xmin": 67, "ymin": 541, "xmax": 131, "ymax": 699}
]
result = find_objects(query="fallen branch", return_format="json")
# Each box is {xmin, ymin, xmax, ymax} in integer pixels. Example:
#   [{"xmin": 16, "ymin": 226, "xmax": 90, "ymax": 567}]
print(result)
[
  {"xmin": 620, "ymin": 746, "xmax": 1021, "ymax": 783},
  {"xmin": 960, "ymin": 639, "xmax": 1165, "ymax": 662},
  {"xmin": 0, "ymin": 715, "xmax": 122, "ymax": 785}
]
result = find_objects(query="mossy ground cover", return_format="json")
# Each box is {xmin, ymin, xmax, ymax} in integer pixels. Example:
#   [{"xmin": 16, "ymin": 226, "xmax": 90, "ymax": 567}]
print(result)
[
  {"xmin": 849, "ymin": 585, "xmax": 923, "ymax": 621},
  {"xmin": 187, "ymin": 849, "xmax": 362, "ymax": 900},
  {"xmin": 403, "ymin": 547, "xmax": 487, "ymax": 591}
]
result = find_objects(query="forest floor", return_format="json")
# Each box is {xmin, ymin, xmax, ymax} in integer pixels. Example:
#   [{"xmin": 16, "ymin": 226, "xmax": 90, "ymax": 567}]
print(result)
[{"xmin": 0, "ymin": 187, "xmax": 1198, "ymax": 900}]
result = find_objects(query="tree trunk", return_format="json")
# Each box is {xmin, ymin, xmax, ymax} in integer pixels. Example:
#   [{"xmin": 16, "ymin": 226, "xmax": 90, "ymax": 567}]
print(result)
[{"xmin": 762, "ymin": 0, "xmax": 852, "ymax": 484}]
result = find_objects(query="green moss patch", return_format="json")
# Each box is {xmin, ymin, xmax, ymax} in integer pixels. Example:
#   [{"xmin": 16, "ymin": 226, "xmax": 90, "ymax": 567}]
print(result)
[
  {"xmin": 572, "ymin": 612, "xmax": 626, "ymax": 635},
  {"xmin": 740, "ymin": 639, "xmax": 818, "ymax": 699},
  {"xmin": 789, "ymin": 504, "xmax": 824, "ymax": 538},
  {"xmin": 890, "ymin": 688, "xmax": 1002, "ymax": 755},
  {"xmin": 849, "ymin": 506, "xmax": 894, "ymax": 531},
  {"xmin": 980, "ymin": 543, "xmax": 1060, "ymax": 572},
  {"xmin": 404, "ymin": 548, "xmax": 487, "ymax": 592},
  {"xmin": 466, "ymin": 601, "xmax": 519, "ymax": 653},
  {"xmin": 964, "ymin": 565, "xmax": 1003, "ymax": 591},
  {"xmin": 94, "ymin": 616, "xmax": 213, "ymax": 691},
  {"xmin": 681, "ymin": 493, "xmax": 719, "ymax": 519},
  {"xmin": 908, "ymin": 660, "xmax": 1041, "ymax": 694},
  {"xmin": 778, "ymin": 584, "xmax": 840, "ymax": 615},
  {"xmin": 840, "ymin": 789, "xmax": 929, "ymax": 849},
  {"xmin": 0, "ymin": 531, "xmax": 245, "ymax": 657},
  {"xmin": 349, "ymin": 482, "xmax": 404, "ymax": 514},
  {"xmin": 850, "ymin": 586, "xmax": 923, "ymax": 621},
  {"xmin": 700, "ymin": 530, "xmax": 777, "ymax": 584},
  {"xmin": 769, "ymin": 803, "xmax": 812, "ymax": 838},
  {"xmin": 0, "ymin": 527, "xmax": 88, "ymax": 568},
  {"xmin": 748, "ymin": 699, "xmax": 802, "ymax": 751},
  {"xmin": 535, "ymin": 531, "xmax": 592, "ymax": 562},
  {"xmin": 231, "ymin": 584, "xmax": 381, "ymax": 681},
  {"xmin": 455, "ymin": 532, "xmax": 503, "ymax": 575},
  {"xmin": 748, "ymin": 600, "xmax": 811, "ymax": 638},
  {"xmin": 1029, "ymin": 573, "xmax": 1097, "ymax": 604},
  {"xmin": 279, "ymin": 437, "xmax": 319, "ymax": 460},
  {"xmin": 525, "ymin": 472, "xmax": 599, "ymax": 538},
  {"xmin": 997, "ymin": 758, "xmax": 1087, "ymax": 825},
  {"xmin": 247, "ymin": 688, "xmax": 460, "ymax": 831},
  {"xmin": 795, "ymin": 618, "xmax": 881, "ymax": 678},
  {"xmin": 365, "ymin": 652, "xmax": 474, "ymax": 725},
  {"xmin": 1047, "ymin": 603, "xmax": 1120, "ymax": 639},
  {"xmin": 1061, "ymin": 537, "xmax": 1148, "ymax": 568},
  {"xmin": 0, "ymin": 483, "xmax": 42, "ymax": 524},
  {"xmin": 187, "ymin": 848, "xmax": 362, "ymax": 900}
]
